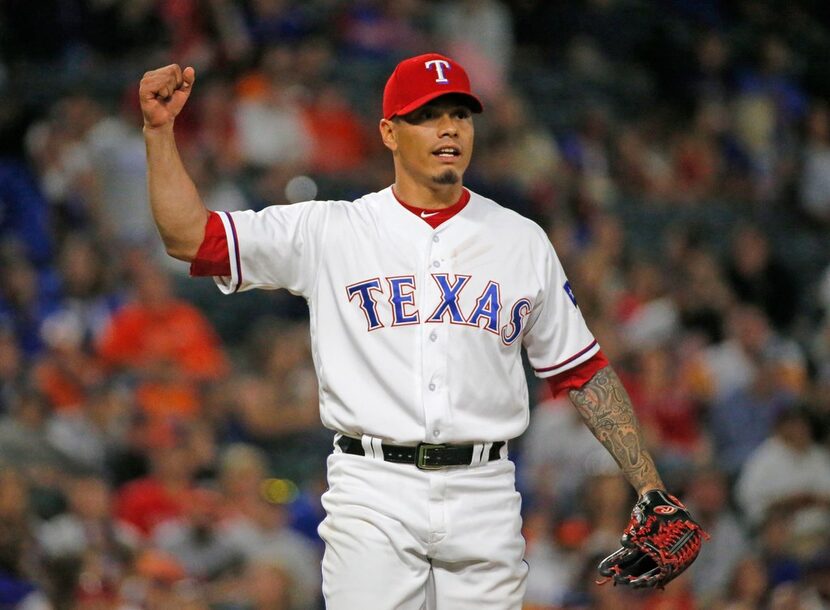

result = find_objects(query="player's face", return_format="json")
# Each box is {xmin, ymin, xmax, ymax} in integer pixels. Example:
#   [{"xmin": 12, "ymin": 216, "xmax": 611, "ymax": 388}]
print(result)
[{"xmin": 382, "ymin": 96, "xmax": 475, "ymax": 187}]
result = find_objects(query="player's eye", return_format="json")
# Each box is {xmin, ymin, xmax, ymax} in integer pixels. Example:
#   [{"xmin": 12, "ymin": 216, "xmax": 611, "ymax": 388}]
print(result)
[
  {"xmin": 453, "ymin": 108, "xmax": 472, "ymax": 120},
  {"xmin": 401, "ymin": 108, "xmax": 434, "ymax": 124}
]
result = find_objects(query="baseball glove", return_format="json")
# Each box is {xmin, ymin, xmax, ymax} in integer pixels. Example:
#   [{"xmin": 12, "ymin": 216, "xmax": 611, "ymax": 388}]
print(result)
[{"xmin": 597, "ymin": 489, "xmax": 708, "ymax": 589}]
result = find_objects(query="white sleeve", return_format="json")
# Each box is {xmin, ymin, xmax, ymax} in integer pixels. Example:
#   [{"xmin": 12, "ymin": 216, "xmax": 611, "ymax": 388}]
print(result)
[
  {"xmin": 213, "ymin": 200, "xmax": 330, "ymax": 297},
  {"xmin": 522, "ymin": 237, "xmax": 599, "ymax": 378}
]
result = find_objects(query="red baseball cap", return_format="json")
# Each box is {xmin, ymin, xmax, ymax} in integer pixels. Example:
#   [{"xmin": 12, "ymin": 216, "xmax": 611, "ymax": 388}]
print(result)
[{"xmin": 383, "ymin": 53, "xmax": 484, "ymax": 120}]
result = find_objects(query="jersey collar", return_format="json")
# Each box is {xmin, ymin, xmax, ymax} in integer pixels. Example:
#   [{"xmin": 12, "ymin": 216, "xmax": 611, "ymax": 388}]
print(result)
[{"xmin": 392, "ymin": 187, "xmax": 471, "ymax": 228}]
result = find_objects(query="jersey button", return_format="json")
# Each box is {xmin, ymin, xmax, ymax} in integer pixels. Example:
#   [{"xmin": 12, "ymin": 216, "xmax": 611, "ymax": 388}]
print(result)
[
  {"xmin": 429, "ymin": 332, "xmax": 437, "ymax": 342},
  {"xmin": 433, "ymin": 429, "xmax": 441, "ymax": 438},
  {"xmin": 432, "ymin": 235, "xmax": 440, "ymax": 243},
  {"xmin": 428, "ymin": 383, "xmax": 436, "ymax": 391},
  {"xmin": 432, "ymin": 260, "xmax": 440, "ymax": 268}
]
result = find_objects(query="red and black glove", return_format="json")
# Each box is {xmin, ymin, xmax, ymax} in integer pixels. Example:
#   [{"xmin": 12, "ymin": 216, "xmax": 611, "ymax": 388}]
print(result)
[{"xmin": 598, "ymin": 489, "xmax": 709, "ymax": 589}]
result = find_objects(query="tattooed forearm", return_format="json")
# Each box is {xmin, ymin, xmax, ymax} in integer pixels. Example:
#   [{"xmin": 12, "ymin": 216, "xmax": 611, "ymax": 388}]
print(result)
[{"xmin": 569, "ymin": 365, "xmax": 664, "ymax": 495}]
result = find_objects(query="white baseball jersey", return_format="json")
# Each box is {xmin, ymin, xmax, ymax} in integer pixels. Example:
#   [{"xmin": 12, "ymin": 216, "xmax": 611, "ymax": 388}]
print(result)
[{"xmin": 211, "ymin": 186, "xmax": 599, "ymax": 444}]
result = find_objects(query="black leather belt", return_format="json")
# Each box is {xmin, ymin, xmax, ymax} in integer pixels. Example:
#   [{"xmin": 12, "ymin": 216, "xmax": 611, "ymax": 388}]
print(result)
[{"xmin": 336, "ymin": 436, "xmax": 505, "ymax": 470}]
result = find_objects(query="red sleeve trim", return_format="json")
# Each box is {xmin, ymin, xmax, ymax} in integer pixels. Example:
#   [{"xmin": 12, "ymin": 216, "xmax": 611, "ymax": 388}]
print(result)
[
  {"xmin": 190, "ymin": 212, "xmax": 231, "ymax": 277},
  {"xmin": 546, "ymin": 349, "xmax": 609, "ymax": 397}
]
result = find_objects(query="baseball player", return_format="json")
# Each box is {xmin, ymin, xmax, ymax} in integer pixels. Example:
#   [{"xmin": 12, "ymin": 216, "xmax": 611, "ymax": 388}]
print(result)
[{"xmin": 140, "ymin": 53, "xmax": 702, "ymax": 608}]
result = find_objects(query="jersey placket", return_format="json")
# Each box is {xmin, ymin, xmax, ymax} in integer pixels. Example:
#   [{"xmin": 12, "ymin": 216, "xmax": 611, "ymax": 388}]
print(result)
[{"xmin": 421, "ymin": 226, "xmax": 452, "ymax": 444}]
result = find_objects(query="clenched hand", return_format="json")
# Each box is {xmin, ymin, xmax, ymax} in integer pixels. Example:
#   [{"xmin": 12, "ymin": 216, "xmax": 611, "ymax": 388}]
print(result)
[{"xmin": 139, "ymin": 64, "xmax": 195, "ymax": 130}]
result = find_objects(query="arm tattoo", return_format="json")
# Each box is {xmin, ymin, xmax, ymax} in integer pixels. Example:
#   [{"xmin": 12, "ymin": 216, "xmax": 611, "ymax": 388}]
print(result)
[{"xmin": 568, "ymin": 365, "xmax": 664, "ymax": 495}]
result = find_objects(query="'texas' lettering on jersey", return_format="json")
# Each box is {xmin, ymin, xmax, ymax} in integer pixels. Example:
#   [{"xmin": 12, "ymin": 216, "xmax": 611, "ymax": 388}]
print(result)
[{"xmin": 345, "ymin": 274, "xmax": 533, "ymax": 345}]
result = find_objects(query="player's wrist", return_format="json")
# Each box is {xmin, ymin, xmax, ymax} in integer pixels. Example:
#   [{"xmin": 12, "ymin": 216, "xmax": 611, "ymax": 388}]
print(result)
[
  {"xmin": 142, "ymin": 122, "xmax": 176, "ymax": 137},
  {"xmin": 635, "ymin": 482, "xmax": 666, "ymax": 498}
]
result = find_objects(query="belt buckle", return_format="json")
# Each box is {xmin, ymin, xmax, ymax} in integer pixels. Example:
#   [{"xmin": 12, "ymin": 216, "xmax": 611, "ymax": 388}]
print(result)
[{"xmin": 416, "ymin": 443, "xmax": 446, "ymax": 470}]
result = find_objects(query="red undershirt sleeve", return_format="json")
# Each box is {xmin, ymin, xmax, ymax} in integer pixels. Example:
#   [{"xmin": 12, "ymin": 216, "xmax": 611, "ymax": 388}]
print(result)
[
  {"xmin": 546, "ymin": 349, "xmax": 609, "ymax": 397},
  {"xmin": 189, "ymin": 211, "xmax": 231, "ymax": 277}
]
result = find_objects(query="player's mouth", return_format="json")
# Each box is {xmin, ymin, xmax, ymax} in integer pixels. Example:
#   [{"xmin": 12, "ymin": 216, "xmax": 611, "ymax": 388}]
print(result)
[{"xmin": 432, "ymin": 146, "xmax": 462, "ymax": 162}]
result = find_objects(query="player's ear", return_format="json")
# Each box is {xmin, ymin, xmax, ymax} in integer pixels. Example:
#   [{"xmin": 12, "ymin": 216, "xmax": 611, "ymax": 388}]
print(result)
[{"xmin": 379, "ymin": 118, "xmax": 397, "ymax": 152}]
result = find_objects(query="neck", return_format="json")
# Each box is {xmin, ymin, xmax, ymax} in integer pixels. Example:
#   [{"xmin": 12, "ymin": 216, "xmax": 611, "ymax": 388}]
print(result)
[{"xmin": 393, "ymin": 172, "xmax": 464, "ymax": 210}]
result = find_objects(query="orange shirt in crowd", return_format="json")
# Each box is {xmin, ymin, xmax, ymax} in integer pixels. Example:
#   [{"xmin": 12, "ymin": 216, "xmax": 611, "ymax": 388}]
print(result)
[{"xmin": 97, "ymin": 299, "xmax": 228, "ymax": 419}]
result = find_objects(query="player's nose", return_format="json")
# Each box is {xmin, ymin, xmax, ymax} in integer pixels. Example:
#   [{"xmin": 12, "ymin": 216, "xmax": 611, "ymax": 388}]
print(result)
[{"xmin": 436, "ymin": 113, "xmax": 458, "ymax": 137}]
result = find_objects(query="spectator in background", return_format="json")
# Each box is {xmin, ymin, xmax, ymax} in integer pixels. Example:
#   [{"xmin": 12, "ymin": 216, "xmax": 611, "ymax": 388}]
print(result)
[
  {"xmin": 0, "ymin": 329, "xmax": 23, "ymax": 414},
  {"xmin": 476, "ymin": 92, "xmax": 563, "ymax": 219},
  {"xmin": 732, "ymin": 35, "xmax": 807, "ymax": 204},
  {"xmin": 119, "ymin": 549, "xmax": 206, "ymax": 610},
  {"xmin": 688, "ymin": 30, "xmax": 734, "ymax": 107},
  {"xmin": 757, "ymin": 508, "xmax": 802, "ymax": 589},
  {"xmin": 708, "ymin": 347, "xmax": 800, "ymax": 479},
  {"xmin": 798, "ymin": 101, "xmax": 830, "ymax": 225},
  {"xmin": 224, "ymin": 321, "xmax": 325, "ymax": 485},
  {"xmin": 0, "ymin": 467, "xmax": 50, "ymax": 609},
  {"xmin": 0, "ymin": 122, "xmax": 53, "ymax": 267},
  {"xmin": 45, "ymin": 383, "xmax": 131, "ymax": 475},
  {"xmin": 188, "ymin": 76, "xmax": 245, "ymax": 176},
  {"xmin": 303, "ymin": 84, "xmax": 369, "ymax": 175},
  {"xmin": 667, "ymin": 238, "xmax": 733, "ymax": 345},
  {"xmin": 97, "ymin": 254, "xmax": 228, "ymax": 423},
  {"xmin": 614, "ymin": 122, "xmax": 675, "ymax": 201},
  {"xmin": 0, "ymin": 243, "xmax": 61, "ymax": 358},
  {"xmin": 114, "ymin": 435, "xmax": 198, "ymax": 538},
  {"xmin": 725, "ymin": 224, "xmax": 799, "ymax": 331},
  {"xmin": 33, "ymin": 310, "xmax": 104, "ymax": 414},
  {"xmin": 53, "ymin": 234, "xmax": 122, "ymax": 348},
  {"xmin": 233, "ymin": 45, "xmax": 312, "ymax": 170},
  {"xmin": 243, "ymin": 0, "xmax": 318, "ymax": 48},
  {"xmin": 720, "ymin": 555, "xmax": 770, "ymax": 610},
  {"xmin": 182, "ymin": 147, "xmax": 250, "ymax": 214},
  {"xmin": 216, "ymin": 555, "xmax": 295, "ymax": 610},
  {"xmin": 615, "ymin": 258, "xmax": 680, "ymax": 349},
  {"xmin": 558, "ymin": 106, "xmax": 616, "ymax": 211},
  {"xmin": 24, "ymin": 95, "xmax": 105, "ymax": 241},
  {"xmin": 685, "ymin": 467, "xmax": 751, "ymax": 606},
  {"xmin": 221, "ymin": 491, "xmax": 321, "ymax": 609},
  {"xmin": 37, "ymin": 474, "xmax": 136, "ymax": 605},
  {"xmin": 521, "ymin": 506, "xmax": 576, "ymax": 608},
  {"xmin": 625, "ymin": 345, "xmax": 707, "ymax": 487},
  {"xmin": 153, "ymin": 487, "xmax": 240, "ymax": 582},
  {"xmin": 695, "ymin": 304, "xmax": 805, "ymax": 406},
  {"xmin": 0, "ymin": 389, "xmax": 72, "ymax": 480},
  {"xmin": 520, "ymin": 395, "xmax": 617, "ymax": 515},
  {"xmin": 217, "ymin": 444, "xmax": 269, "ymax": 511},
  {"xmin": 577, "ymin": 472, "xmax": 633, "ymax": 557},
  {"xmin": 736, "ymin": 407, "xmax": 830, "ymax": 529},
  {"xmin": 337, "ymin": 0, "xmax": 428, "ymax": 61},
  {"xmin": 432, "ymin": 0, "xmax": 514, "ymax": 99},
  {"xmin": 799, "ymin": 549, "xmax": 830, "ymax": 609},
  {"xmin": 79, "ymin": 0, "xmax": 165, "ymax": 59},
  {"xmin": 671, "ymin": 101, "xmax": 724, "ymax": 203},
  {"xmin": 82, "ymin": 96, "xmax": 155, "ymax": 246}
]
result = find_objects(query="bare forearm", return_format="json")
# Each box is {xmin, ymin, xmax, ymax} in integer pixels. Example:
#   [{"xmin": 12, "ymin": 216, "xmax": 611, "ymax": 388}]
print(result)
[
  {"xmin": 568, "ymin": 365, "xmax": 664, "ymax": 495},
  {"xmin": 144, "ymin": 125, "xmax": 208, "ymax": 261}
]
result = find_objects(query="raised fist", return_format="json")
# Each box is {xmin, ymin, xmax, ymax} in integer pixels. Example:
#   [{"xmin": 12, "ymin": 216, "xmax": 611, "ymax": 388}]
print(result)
[{"xmin": 139, "ymin": 64, "xmax": 195, "ymax": 130}]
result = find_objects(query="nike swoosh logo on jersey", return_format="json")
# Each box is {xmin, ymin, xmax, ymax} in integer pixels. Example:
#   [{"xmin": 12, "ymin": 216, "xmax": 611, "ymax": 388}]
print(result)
[{"xmin": 421, "ymin": 211, "xmax": 440, "ymax": 218}]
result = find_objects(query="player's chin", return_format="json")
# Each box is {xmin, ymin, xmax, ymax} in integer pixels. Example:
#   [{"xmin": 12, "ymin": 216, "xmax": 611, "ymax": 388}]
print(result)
[{"xmin": 432, "ymin": 169, "xmax": 461, "ymax": 185}]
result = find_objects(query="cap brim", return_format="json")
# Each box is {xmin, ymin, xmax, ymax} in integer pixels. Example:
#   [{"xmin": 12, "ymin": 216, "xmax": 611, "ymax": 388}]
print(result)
[{"xmin": 388, "ymin": 90, "xmax": 483, "ymax": 120}]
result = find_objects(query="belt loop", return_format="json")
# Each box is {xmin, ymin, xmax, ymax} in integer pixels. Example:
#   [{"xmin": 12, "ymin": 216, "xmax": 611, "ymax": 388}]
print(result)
[
  {"xmin": 499, "ymin": 441, "xmax": 508, "ymax": 460},
  {"xmin": 471, "ymin": 442, "xmax": 493, "ymax": 466},
  {"xmin": 333, "ymin": 432, "xmax": 344, "ymax": 453},
  {"xmin": 360, "ymin": 435, "xmax": 384, "ymax": 460},
  {"xmin": 371, "ymin": 436, "xmax": 384, "ymax": 459}
]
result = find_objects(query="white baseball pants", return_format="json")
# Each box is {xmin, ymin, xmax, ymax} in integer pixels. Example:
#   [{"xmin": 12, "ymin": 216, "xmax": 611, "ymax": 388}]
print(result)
[{"xmin": 318, "ymin": 443, "xmax": 527, "ymax": 609}]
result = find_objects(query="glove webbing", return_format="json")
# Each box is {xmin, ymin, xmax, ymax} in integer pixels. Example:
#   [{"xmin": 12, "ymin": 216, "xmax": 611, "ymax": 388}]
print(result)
[{"xmin": 631, "ymin": 515, "xmax": 708, "ymax": 577}]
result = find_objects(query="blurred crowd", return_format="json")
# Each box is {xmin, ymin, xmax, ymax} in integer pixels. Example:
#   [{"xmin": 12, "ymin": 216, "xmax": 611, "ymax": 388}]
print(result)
[{"xmin": 1, "ymin": 0, "xmax": 830, "ymax": 608}]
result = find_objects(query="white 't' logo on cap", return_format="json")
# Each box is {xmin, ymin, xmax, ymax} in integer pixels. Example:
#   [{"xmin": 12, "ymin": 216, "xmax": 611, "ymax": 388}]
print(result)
[{"xmin": 425, "ymin": 59, "xmax": 451, "ymax": 83}]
